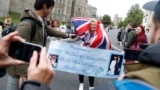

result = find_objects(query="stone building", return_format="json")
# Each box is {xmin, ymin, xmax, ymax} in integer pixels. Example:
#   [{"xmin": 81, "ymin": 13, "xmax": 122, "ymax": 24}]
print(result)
[
  {"xmin": 142, "ymin": 10, "xmax": 153, "ymax": 32},
  {"xmin": 0, "ymin": 0, "xmax": 10, "ymax": 17},
  {"xmin": 113, "ymin": 14, "xmax": 122, "ymax": 26},
  {"xmin": 87, "ymin": 5, "xmax": 97, "ymax": 18},
  {"xmin": 51, "ymin": 0, "xmax": 72, "ymax": 22},
  {"xmin": 0, "ymin": 0, "xmax": 91, "ymax": 22},
  {"xmin": 9, "ymin": 0, "xmax": 34, "ymax": 14},
  {"xmin": 8, "ymin": 0, "xmax": 73, "ymax": 22},
  {"xmin": 72, "ymin": 0, "xmax": 88, "ymax": 17}
]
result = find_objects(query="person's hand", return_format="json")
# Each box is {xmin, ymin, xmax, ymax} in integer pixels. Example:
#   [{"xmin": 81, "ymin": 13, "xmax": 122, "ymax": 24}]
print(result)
[
  {"xmin": 68, "ymin": 34, "xmax": 77, "ymax": 39},
  {"xmin": 28, "ymin": 48, "xmax": 55, "ymax": 85},
  {"xmin": 118, "ymin": 73, "xmax": 125, "ymax": 80},
  {"xmin": 117, "ymin": 49, "xmax": 123, "ymax": 52},
  {"xmin": 0, "ymin": 31, "xmax": 26, "ymax": 68}
]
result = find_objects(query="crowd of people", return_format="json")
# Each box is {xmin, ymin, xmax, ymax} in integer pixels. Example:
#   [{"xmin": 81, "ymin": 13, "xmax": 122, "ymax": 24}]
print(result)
[
  {"xmin": 0, "ymin": 14, "xmax": 12, "ymax": 32},
  {"xmin": 0, "ymin": 0, "xmax": 160, "ymax": 90},
  {"xmin": 117, "ymin": 24, "xmax": 147, "ymax": 48}
]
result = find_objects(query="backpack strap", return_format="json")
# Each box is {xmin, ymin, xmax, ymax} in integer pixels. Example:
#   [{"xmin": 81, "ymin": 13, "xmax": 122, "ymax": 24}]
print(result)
[{"xmin": 21, "ymin": 17, "xmax": 36, "ymax": 41}]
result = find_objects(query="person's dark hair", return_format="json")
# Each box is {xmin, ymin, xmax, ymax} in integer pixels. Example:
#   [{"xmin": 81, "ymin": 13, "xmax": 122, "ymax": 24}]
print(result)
[
  {"xmin": 34, "ymin": 0, "xmax": 55, "ymax": 10},
  {"xmin": 129, "ymin": 22, "xmax": 134, "ymax": 28},
  {"xmin": 0, "ymin": 21, "xmax": 4, "ymax": 26},
  {"xmin": 153, "ymin": 14, "xmax": 160, "ymax": 31}
]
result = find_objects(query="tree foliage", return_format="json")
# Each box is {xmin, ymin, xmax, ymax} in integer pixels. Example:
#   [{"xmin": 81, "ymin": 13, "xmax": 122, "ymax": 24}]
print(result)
[
  {"xmin": 118, "ymin": 21, "xmax": 124, "ymax": 28},
  {"xmin": 118, "ymin": 4, "xmax": 144, "ymax": 28},
  {"xmin": 102, "ymin": 14, "xmax": 111, "ymax": 25}
]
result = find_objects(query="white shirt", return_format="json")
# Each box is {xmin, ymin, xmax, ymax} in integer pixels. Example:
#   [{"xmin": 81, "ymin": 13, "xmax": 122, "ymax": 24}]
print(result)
[
  {"xmin": 109, "ymin": 60, "xmax": 116, "ymax": 75},
  {"xmin": 60, "ymin": 24, "xmax": 67, "ymax": 33},
  {"xmin": 110, "ymin": 60, "xmax": 116, "ymax": 69}
]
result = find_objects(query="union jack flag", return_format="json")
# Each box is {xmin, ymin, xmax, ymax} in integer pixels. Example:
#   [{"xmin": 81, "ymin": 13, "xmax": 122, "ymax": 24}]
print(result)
[{"xmin": 71, "ymin": 17, "xmax": 112, "ymax": 50}]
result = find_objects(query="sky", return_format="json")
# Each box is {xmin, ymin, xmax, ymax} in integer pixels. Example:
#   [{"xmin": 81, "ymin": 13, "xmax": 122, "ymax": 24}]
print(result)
[{"xmin": 88, "ymin": 0, "xmax": 151, "ymax": 20}]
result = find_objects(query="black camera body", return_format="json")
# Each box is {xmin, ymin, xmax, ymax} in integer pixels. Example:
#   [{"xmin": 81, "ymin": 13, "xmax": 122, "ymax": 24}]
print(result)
[{"xmin": 124, "ymin": 43, "xmax": 149, "ymax": 60}]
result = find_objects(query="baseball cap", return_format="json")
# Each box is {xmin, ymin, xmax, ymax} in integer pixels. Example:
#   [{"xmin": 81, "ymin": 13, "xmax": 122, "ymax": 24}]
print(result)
[{"xmin": 143, "ymin": 0, "xmax": 160, "ymax": 20}]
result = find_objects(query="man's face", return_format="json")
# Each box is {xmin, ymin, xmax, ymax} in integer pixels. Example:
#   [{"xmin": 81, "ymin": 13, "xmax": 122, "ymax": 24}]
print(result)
[
  {"xmin": 43, "ymin": 4, "xmax": 53, "ymax": 18},
  {"xmin": 149, "ymin": 21, "xmax": 160, "ymax": 44},
  {"xmin": 62, "ymin": 22, "xmax": 65, "ymax": 25},
  {"xmin": 127, "ymin": 24, "xmax": 131, "ymax": 30}
]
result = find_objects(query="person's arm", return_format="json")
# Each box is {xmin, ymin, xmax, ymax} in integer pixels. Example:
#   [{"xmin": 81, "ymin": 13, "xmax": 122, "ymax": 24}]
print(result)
[
  {"xmin": 46, "ymin": 26, "xmax": 76, "ymax": 39},
  {"xmin": 61, "ymin": 36, "xmax": 80, "ymax": 43},
  {"xmin": 46, "ymin": 26, "xmax": 68, "ymax": 38},
  {"xmin": 125, "ymin": 31, "xmax": 136, "ymax": 48},
  {"xmin": 112, "ymin": 44, "xmax": 123, "ymax": 52},
  {"xmin": 21, "ymin": 80, "xmax": 51, "ymax": 90}
]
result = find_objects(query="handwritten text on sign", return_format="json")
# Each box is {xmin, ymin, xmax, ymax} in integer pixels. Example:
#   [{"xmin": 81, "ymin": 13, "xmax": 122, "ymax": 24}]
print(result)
[{"xmin": 47, "ymin": 41, "xmax": 124, "ymax": 78}]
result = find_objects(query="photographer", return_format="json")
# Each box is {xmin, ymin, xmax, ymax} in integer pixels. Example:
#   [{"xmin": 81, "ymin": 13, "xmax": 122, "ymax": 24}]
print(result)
[
  {"xmin": 94, "ymin": 1, "xmax": 160, "ymax": 90},
  {"xmin": 0, "ymin": 31, "xmax": 54, "ymax": 90},
  {"xmin": 118, "ymin": 1, "xmax": 160, "ymax": 89},
  {"xmin": 7, "ymin": 0, "xmax": 76, "ymax": 89}
]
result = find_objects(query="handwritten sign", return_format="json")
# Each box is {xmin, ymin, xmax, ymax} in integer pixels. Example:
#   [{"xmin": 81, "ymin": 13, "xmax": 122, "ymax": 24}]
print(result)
[{"xmin": 47, "ymin": 41, "xmax": 125, "ymax": 78}]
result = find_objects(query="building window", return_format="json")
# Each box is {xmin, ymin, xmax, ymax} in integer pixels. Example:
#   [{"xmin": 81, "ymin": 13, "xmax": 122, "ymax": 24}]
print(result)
[
  {"xmin": 145, "ymin": 18, "xmax": 147, "ymax": 23},
  {"xmin": 67, "ymin": 10, "xmax": 70, "ymax": 16},
  {"xmin": 78, "ymin": 8, "xmax": 81, "ymax": 11},
  {"xmin": 60, "ymin": 0, "xmax": 63, "ymax": 3},
  {"xmin": 57, "ymin": 8, "xmax": 61, "ymax": 14}
]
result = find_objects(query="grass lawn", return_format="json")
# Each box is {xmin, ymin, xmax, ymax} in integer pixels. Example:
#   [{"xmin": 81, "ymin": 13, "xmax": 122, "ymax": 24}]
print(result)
[{"xmin": 0, "ymin": 12, "xmax": 21, "ymax": 25}]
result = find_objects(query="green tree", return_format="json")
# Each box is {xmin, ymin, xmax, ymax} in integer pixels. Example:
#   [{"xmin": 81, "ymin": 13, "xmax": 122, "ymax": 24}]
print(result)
[
  {"xmin": 111, "ymin": 22, "xmax": 114, "ymax": 26},
  {"xmin": 102, "ymin": 14, "xmax": 111, "ymax": 25},
  {"xmin": 118, "ymin": 21, "xmax": 124, "ymax": 28},
  {"xmin": 124, "ymin": 4, "xmax": 144, "ymax": 27}
]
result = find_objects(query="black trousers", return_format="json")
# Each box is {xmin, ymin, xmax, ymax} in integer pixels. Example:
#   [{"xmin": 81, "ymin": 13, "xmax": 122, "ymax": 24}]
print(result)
[{"xmin": 79, "ymin": 75, "xmax": 95, "ymax": 87}]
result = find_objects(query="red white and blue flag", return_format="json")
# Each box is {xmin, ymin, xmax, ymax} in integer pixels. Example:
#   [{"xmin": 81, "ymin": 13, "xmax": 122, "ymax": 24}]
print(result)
[{"xmin": 71, "ymin": 17, "xmax": 112, "ymax": 50}]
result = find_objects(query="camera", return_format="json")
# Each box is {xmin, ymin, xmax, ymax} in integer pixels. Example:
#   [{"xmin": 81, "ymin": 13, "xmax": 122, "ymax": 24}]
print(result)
[{"xmin": 9, "ymin": 41, "xmax": 42, "ymax": 62}]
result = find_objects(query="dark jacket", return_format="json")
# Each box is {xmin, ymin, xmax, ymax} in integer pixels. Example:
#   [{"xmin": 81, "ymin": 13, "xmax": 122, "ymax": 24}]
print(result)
[
  {"xmin": 117, "ymin": 30, "xmax": 122, "ymax": 41},
  {"xmin": 125, "ymin": 43, "xmax": 160, "ymax": 89},
  {"xmin": 120, "ymin": 30, "xmax": 125, "ymax": 41},
  {"xmin": 125, "ymin": 29, "xmax": 137, "ymax": 49},
  {"xmin": 7, "ymin": 9, "xmax": 69, "ymax": 78},
  {"xmin": 114, "ymin": 59, "xmax": 123, "ymax": 75},
  {"xmin": 21, "ymin": 80, "xmax": 50, "ymax": 90}
]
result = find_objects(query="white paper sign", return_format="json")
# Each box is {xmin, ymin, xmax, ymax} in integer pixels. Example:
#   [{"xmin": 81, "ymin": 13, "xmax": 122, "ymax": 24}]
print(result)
[{"xmin": 47, "ymin": 41, "xmax": 125, "ymax": 78}]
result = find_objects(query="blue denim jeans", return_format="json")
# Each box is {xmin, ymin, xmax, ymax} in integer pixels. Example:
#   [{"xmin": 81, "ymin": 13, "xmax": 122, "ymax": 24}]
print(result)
[{"xmin": 7, "ymin": 75, "xmax": 19, "ymax": 90}]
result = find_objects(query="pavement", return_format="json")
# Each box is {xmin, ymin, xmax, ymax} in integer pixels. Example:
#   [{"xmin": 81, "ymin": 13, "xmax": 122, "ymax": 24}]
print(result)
[{"xmin": 0, "ymin": 29, "xmax": 121, "ymax": 90}]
